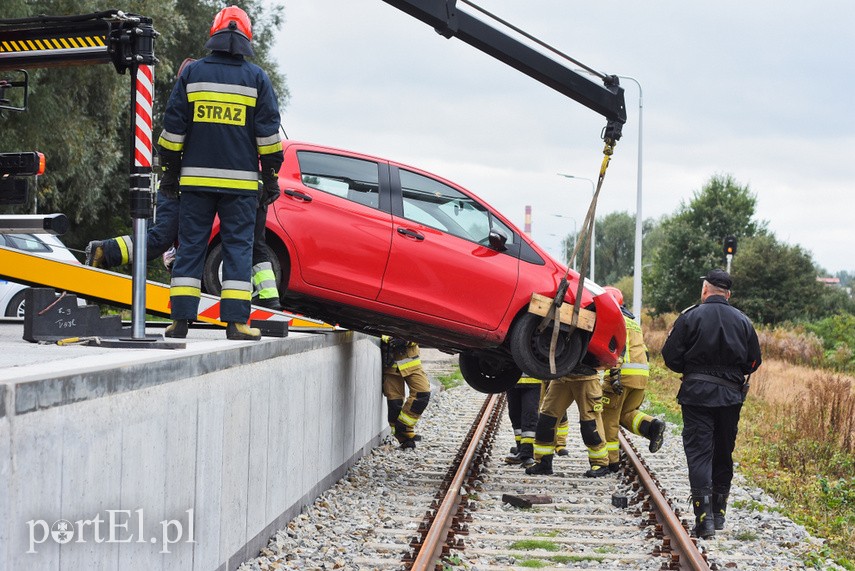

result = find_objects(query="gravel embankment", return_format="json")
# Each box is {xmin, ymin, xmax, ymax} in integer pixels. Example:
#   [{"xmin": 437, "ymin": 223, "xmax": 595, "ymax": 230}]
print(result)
[{"xmin": 239, "ymin": 351, "xmax": 844, "ymax": 570}]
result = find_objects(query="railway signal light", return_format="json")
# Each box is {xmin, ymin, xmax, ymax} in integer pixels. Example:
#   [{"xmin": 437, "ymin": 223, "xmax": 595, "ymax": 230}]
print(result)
[{"xmin": 723, "ymin": 236, "xmax": 737, "ymax": 256}]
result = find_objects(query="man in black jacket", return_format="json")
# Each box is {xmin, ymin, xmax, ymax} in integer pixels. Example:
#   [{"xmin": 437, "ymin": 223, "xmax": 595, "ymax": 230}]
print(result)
[{"xmin": 661, "ymin": 269, "xmax": 761, "ymax": 540}]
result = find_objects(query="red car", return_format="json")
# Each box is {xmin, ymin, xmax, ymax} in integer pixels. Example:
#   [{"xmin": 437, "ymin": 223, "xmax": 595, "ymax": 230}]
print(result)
[{"xmin": 204, "ymin": 141, "xmax": 625, "ymax": 393}]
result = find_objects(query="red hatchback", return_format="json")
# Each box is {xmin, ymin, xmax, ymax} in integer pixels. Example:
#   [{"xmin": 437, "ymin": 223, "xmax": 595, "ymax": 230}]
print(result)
[{"xmin": 204, "ymin": 141, "xmax": 625, "ymax": 393}]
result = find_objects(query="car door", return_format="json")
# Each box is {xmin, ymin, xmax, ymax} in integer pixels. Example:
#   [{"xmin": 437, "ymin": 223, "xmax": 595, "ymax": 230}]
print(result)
[
  {"xmin": 377, "ymin": 166, "xmax": 520, "ymax": 330},
  {"xmin": 272, "ymin": 147, "xmax": 392, "ymax": 300}
]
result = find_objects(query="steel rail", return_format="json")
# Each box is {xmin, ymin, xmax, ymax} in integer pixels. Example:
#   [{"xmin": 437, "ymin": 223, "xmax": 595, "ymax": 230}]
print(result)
[
  {"xmin": 619, "ymin": 431, "xmax": 710, "ymax": 570},
  {"xmin": 409, "ymin": 393, "xmax": 500, "ymax": 571}
]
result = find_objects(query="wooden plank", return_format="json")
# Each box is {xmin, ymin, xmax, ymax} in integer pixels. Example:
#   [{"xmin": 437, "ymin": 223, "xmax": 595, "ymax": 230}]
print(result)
[{"xmin": 527, "ymin": 293, "xmax": 595, "ymax": 332}]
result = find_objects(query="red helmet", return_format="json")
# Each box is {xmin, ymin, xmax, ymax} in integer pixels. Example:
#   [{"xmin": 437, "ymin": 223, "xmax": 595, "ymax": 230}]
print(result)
[
  {"xmin": 210, "ymin": 6, "xmax": 252, "ymax": 41},
  {"xmin": 603, "ymin": 286, "xmax": 624, "ymax": 306}
]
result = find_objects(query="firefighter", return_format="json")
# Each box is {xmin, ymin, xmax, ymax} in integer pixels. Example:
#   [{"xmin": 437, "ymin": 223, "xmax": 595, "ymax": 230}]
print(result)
[
  {"xmin": 600, "ymin": 286, "xmax": 666, "ymax": 472},
  {"xmin": 540, "ymin": 380, "xmax": 571, "ymax": 457},
  {"xmin": 381, "ymin": 337, "xmax": 431, "ymax": 449},
  {"xmin": 504, "ymin": 375, "xmax": 540, "ymax": 468},
  {"xmin": 526, "ymin": 365, "xmax": 610, "ymax": 477},
  {"xmin": 85, "ymin": 184, "xmax": 282, "ymax": 310},
  {"xmin": 661, "ymin": 269, "xmax": 762, "ymax": 539},
  {"xmin": 157, "ymin": 6, "xmax": 284, "ymax": 340}
]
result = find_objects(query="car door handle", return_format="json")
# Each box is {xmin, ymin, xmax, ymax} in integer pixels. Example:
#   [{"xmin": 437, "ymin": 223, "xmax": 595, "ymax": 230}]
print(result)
[
  {"xmin": 283, "ymin": 188, "xmax": 313, "ymax": 202},
  {"xmin": 397, "ymin": 227, "xmax": 424, "ymax": 241}
]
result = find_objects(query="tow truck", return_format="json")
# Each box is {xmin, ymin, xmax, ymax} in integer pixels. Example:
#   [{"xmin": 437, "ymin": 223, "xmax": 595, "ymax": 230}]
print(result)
[{"xmin": 0, "ymin": 10, "xmax": 328, "ymax": 342}]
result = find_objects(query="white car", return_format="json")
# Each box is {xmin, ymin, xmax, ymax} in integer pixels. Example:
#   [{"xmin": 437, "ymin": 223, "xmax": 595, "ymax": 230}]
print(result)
[{"xmin": 0, "ymin": 233, "xmax": 82, "ymax": 318}]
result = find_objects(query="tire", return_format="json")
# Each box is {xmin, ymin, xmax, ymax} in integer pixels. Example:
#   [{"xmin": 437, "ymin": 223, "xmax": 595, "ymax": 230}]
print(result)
[
  {"xmin": 201, "ymin": 243, "xmax": 282, "ymax": 296},
  {"xmin": 509, "ymin": 312, "xmax": 590, "ymax": 380},
  {"xmin": 458, "ymin": 351, "xmax": 522, "ymax": 394},
  {"xmin": 5, "ymin": 290, "xmax": 27, "ymax": 318}
]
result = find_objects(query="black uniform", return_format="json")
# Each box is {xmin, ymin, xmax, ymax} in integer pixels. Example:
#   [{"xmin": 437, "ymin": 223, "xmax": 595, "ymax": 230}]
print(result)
[{"xmin": 661, "ymin": 295, "xmax": 761, "ymax": 497}]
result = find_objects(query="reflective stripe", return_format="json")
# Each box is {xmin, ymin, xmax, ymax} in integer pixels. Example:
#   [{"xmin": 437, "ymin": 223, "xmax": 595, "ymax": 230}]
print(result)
[
  {"xmin": 258, "ymin": 140, "xmax": 283, "ymax": 155},
  {"xmin": 222, "ymin": 280, "xmax": 252, "ymax": 292},
  {"xmin": 256, "ymin": 133, "xmax": 282, "ymax": 155},
  {"xmin": 397, "ymin": 356, "xmax": 422, "ymax": 371},
  {"xmin": 171, "ymin": 277, "xmax": 201, "ymax": 289},
  {"xmin": 517, "ymin": 376, "xmax": 542, "ymax": 385},
  {"xmin": 252, "ymin": 263, "xmax": 277, "ymax": 297},
  {"xmin": 181, "ymin": 166, "xmax": 258, "ymax": 181},
  {"xmin": 534, "ymin": 443, "xmax": 554, "ymax": 456},
  {"xmin": 556, "ymin": 424, "xmax": 569, "ymax": 437},
  {"xmin": 158, "ymin": 134, "xmax": 183, "ymax": 152},
  {"xmin": 520, "ymin": 437, "xmax": 535, "ymax": 445},
  {"xmin": 513, "ymin": 429, "xmax": 522, "ymax": 437},
  {"xmin": 631, "ymin": 411, "xmax": 647, "ymax": 435},
  {"xmin": 180, "ymin": 176, "xmax": 258, "ymax": 191},
  {"xmin": 520, "ymin": 431, "xmax": 536, "ymax": 439},
  {"xmin": 171, "ymin": 286, "xmax": 200, "ymax": 298},
  {"xmin": 188, "ymin": 90, "xmax": 256, "ymax": 107},
  {"xmin": 606, "ymin": 441, "xmax": 620, "ymax": 452},
  {"xmin": 221, "ymin": 289, "xmax": 252, "ymax": 301},
  {"xmin": 159, "ymin": 130, "xmax": 185, "ymax": 145},
  {"xmin": 398, "ymin": 411, "xmax": 418, "ymax": 427},
  {"xmin": 621, "ymin": 361, "xmax": 650, "ymax": 377},
  {"xmin": 117, "ymin": 235, "xmax": 132, "ymax": 264},
  {"xmin": 587, "ymin": 447, "xmax": 609, "ymax": 459},
  {"xmin": 187, "ymin": 82, "xmax": 258, "ymax": 99}
]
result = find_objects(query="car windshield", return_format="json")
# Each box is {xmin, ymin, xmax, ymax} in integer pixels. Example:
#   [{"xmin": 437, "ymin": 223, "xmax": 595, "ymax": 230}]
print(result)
[{"xmin": 0, "ymin": 234, "xmax": 51, "ymax": 253}]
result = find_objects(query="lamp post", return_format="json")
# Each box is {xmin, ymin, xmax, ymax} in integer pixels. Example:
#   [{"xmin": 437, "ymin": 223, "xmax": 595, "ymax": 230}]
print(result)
[
  {"xmin": 557, "ymin": 173, "xmax": 595, "ymax": 282},
  {"xmin": 618, "ymin": 75, "xmax": 644, "ymax": 323},
  {"xmin": 552, "ymin": 214, "xmax": 576, "ymax": 270}
]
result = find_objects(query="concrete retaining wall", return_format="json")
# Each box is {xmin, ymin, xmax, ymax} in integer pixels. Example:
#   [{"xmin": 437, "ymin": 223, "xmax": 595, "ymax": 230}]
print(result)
[{"xmin": 0, "ymin": 330, "xmax": 385, "ymax": 571}]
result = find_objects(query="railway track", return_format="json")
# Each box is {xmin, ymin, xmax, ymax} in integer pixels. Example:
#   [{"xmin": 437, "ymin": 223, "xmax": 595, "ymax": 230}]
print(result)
[{"xmin": 240, "ymin": 380, "xmax": 835, "ymax": 571}]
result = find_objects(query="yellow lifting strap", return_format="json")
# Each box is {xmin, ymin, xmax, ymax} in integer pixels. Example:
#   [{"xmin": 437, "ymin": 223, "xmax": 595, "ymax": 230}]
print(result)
[{"xmin": 545, "ymin": 137, "xmax": 618, "ymax": 374}]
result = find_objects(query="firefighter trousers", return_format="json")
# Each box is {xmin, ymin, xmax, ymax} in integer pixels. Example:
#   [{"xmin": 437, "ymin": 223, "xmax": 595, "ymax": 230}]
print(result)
[
  {"xmin": 601, "ymin": 385, "xmax": 654, "ymax": 464},
  {"xmin": 383, "ymin": 364, "xmax": 431, "ymax": 439},
  {"xmin": 534, "ymin": 376, "xmax": 607, "ymax": 467},
  {"xmin": 171, "ymin": 190, "xmax": 256, "ymax": 323}
]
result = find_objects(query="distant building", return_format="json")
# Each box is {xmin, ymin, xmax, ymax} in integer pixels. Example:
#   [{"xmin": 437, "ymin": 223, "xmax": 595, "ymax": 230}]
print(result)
[{"xmin": 817, "ymin": 276, "xmax": 852, "ymax": 296}]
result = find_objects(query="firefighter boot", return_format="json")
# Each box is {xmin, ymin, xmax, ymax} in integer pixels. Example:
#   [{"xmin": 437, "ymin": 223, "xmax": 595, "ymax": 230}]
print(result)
[
  {"xmin": 525, "ymin": 454, "xmax": 553, "ymax": 476},
  {"xmin": 226, "ymin": 322, "xmax": 261, "ymax": 341},
  {"xmin": 712, "ymin": 493, "xmax": 729, "ymax": 530},
  {"xmin": 165, "ymin": 319, "xmax": 189, "ymax": 339},
  {"xmin": 517, "ymin": 442, "xmax": 535, "ymax": 468},
  {"xmin": 84, "ymin": 240, "xmax": 107, "ymax": 268},
  {"xmin": 254, "ymin": 295, "xmax": 282, "ymax": 311},
  {"xmin": 692, "ymin": 495, "xmax": 715, "ymax": 539},
  {"xmin": 584, "ymin": 465, "xmax": 611, "ymax": 478},
  {"xmin": 648, "ymin": 418, "xmax": 666, "ymax": 453}
]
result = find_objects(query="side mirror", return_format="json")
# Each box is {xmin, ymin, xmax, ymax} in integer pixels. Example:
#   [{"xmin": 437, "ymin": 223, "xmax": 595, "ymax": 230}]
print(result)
[{"xmin": 488, "ymin": 229, "xmax": 508, "ymax": 251}]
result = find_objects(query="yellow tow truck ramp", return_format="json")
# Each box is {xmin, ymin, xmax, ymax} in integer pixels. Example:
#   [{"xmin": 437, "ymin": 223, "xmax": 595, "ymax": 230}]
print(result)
[{"xmin": 0, "ymin": 245, "xmax": 333, "ymax": 331}]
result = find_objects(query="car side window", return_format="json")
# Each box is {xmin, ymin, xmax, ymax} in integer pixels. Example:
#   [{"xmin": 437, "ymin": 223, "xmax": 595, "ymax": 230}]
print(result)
[
  {"xmin": 0, "ymin": 234, "xmax": 50, "ymax": 253},
  {"xmin": 297, "ymin": 151, "xmax": 380, "ymax": 209},
  {"xmin": 399, "ymin": 169, "xmax": 493, "ymax": 244}
]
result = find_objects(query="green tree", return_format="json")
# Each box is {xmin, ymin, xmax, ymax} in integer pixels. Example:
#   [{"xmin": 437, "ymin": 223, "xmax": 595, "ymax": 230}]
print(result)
[
  {"xmin": 0, "ymin": 0, "xmax": 286, "ymax": 256},
  {"xmin": 644, "ymin": 174, "xmax": 763, "ymax": 314},
  {"xmin": 731, "ymin": 233, "xmax": 838, "ymax": 324},
  {"xmin": 592, "ymin": 211, "xmax": 634, "ymax": 286}
]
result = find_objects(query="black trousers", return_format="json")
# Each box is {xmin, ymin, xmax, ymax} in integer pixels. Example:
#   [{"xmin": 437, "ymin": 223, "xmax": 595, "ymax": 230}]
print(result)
[
  {"xmin": 506, "ymin": 385, "xmax": 540, "ymax": 435},
  {"xmin": 681, "ymin": 403, "xmax": 742, "ymax": 496}
]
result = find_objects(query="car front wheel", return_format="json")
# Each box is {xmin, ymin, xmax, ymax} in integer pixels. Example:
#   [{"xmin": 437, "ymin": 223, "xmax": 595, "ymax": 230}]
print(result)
[
  {"xmin": 509, "ymin": 312, "xmax": 590, "ymax": 380},
  {"xmin": 202, "ymin": 242, "xmax": 282, "ymax": 296},
  {"xmin": 458, "ymin": 351, "xmax": 522, "ymax": 394}
]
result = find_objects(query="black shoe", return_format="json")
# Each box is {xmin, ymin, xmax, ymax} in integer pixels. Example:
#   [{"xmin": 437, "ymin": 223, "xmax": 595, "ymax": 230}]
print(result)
[
  {"xmin": 520, "ymin": 456, "xmax": 536, "ymax": 469},
  {"xmin": 584, "ymin": 465, "xmax": 611, "ymax": 478},
  {"xmin": 608, "ymin": 462, "xmax": 621, "ymax": 473},
  {"xmin": 712, "ymin": 492, "xmax": 729, "ymax": 530},
  {"xmin": 84, "ymin": 240, "xmax": 106, "ymax": 268},
  {"xmin": 525, "ymin": 455, "xmax": 553, "ymax": 476},
  {"xmin": 692, "ymin": 495, "xmax": 716, "ymax": 539},
  {"xmin": 226, "ymin": 322, "xmax": 261, "ymax": 341},
  {"xmin": 399, "ymin": 438, "xmax": 416, "ymax": 449},
  {"xmin": 648, "ymin": 418, "xmax": 666, "ymax": 453},
  {"xmin": 509, "ymin": 446, "xmax": 518, "ymax": 455},
  {"xmin": 505, "ymin": 453, "xmax": 524, "ymax": 464},
  {"xmin": 555, "ymin": 447, "xmax": 569, "ymax": 457},
  {"xmin": 165, "ymin": 319, "xmax": 189, "ymax": 338},
  {"xmin": 255, "ymin": 297, "xmax": 282, "ymax": 311}
]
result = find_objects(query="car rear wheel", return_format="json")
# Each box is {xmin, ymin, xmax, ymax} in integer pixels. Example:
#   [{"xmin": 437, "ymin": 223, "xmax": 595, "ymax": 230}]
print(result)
[
  {"xmin": 458, "ymin": 351, "xmax": 522, "ymax": 394},
  {"xmin": 5, "ymin": 290, "xmax": 27, "ymax": 318},
  {"xmin": 509, "ymin": 312, "xmax": 590, "ymax": 380},
  {"xmin": 202, "ymin": 243, "xmax": 282, "ymax": 296}
]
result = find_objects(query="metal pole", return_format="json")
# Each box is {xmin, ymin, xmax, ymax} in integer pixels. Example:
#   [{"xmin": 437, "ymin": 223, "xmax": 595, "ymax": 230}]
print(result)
[
  {"xmin": 552, "ymin": 214, "xmax": 576, "ymax": 270},
  {"xmin": 129, "ymin": 63, "xmax": 154, "ymax": 339},
  {"xmin": 619, "ymin": 75, "xmax": 644, "ymax": 323}
]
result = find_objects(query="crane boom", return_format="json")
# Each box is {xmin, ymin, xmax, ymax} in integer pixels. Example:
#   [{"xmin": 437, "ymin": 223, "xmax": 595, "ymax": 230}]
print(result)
[{"xmin": 380, "ymin": 0, "xmax": 627, "ymax": 141}]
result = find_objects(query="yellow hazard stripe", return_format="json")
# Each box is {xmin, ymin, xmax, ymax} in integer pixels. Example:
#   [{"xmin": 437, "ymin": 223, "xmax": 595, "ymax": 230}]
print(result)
[
  {"xmin": 188, "ymin": 91, "xmax": 256, "ymax": 107},
  {"xmin": 258, "ymin": 141, "xmax": 283, "ymax": 155},
  {"xmin": 0, "ymin": 35, "xmax": 106, "ymax": 52}
]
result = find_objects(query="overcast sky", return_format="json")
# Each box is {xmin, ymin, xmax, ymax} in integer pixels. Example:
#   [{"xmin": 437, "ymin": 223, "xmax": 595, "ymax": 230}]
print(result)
[{"xmin": 271, "ymin": 1, "xmax": 853, "ymax": 275}]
